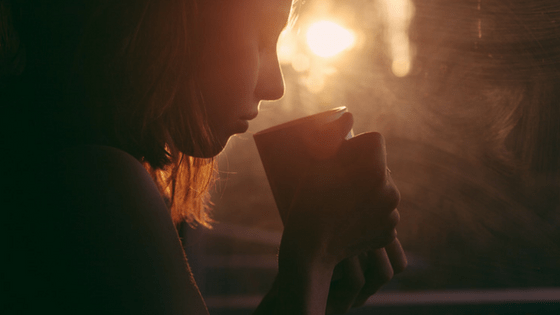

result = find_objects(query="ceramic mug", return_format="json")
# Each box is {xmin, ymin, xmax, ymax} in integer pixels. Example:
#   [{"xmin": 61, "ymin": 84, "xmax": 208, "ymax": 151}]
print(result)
[{"xmin": 253, "ymin": 107, "xmax": 353, "ymax": 224}]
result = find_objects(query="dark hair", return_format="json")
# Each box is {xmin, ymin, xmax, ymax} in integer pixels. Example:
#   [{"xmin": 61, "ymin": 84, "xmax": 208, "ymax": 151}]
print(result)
[{"xmin": 1, "ymin": 0, "xmax": 217, "ymax": 227}]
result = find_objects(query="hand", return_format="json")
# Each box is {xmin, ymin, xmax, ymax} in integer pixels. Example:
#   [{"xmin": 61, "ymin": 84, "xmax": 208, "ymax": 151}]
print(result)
[
  {"xmin": 273, "ymin": 114, "xmax": 402, "ymax": 315},
  {"xmin": 285, "ymin": 124, "xmax": 401, "ymax": 265},
  {"xmin": 326, "ymin": 238, "xmax": 407, "ymax": 314}
]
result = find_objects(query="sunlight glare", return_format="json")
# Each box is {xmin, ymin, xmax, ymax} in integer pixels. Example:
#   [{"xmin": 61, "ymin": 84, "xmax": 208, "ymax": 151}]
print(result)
[
  {"xmin": 277, "ymin": 29, "xmax": 296, "ymax": 65},
  {"xmin": 380, "ymin": 0, "xmax": 415, "ymax": 77},
  {"xmin": 306, "ymin": 21, "xmax": 356, "ymax": 58},
  {"xmin": 292, "ymin": 53, "xmax": 311, "ymax": 72}
]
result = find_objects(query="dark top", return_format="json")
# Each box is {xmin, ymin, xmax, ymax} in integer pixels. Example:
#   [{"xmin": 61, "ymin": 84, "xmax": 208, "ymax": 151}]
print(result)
[{"xmin": 4, "ymin": 145, "xmax": 207, "ymax": 314}]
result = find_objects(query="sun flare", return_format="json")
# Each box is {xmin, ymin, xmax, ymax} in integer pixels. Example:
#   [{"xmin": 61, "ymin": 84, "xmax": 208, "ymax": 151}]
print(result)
[{"xmin": 306, "ymin": 21, "xmax": 356, "ymax": 58}]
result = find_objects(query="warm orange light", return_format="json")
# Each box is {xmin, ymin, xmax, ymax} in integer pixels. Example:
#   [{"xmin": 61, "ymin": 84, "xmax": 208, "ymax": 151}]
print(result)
[
  {"xmin": 306, "ymin": 21, "xmax": 355, "ymax": 58},
  {"xmin": 277, "ymin": 29, "xmax": 296, "ymax": 65},
  {"xmin": 381, "ymin": 0, "xmax": 415, "ymax": 77}
]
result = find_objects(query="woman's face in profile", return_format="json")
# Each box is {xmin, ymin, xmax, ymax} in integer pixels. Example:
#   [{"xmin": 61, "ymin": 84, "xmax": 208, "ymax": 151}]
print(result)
[{"xmin": 196, "ymin": 0, "xmax": 292, "ymax": 155}]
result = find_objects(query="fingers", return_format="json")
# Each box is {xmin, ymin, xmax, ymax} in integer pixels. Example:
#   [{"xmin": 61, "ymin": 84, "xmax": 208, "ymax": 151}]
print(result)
[
  {"xmin": 326, "ymin": 239, "xmax": 407, "ymax": 312},
  {"xmin": 383, "ymin": 171, "xmax": 401, "ymax": 210},
  {"xmin": 351, "ymin": 238, "xmax": 406, "ymax": 308},
  {"xmin": 352, "ymin": 248, "xmax": 394, "ymax": 307},
  {"xmin": 326, "ymin": 256, "xmax": 364, "ymax": 315},
  {"xmin": 385, "ymin": 237, "xmax": 407, "ymax": 274}
]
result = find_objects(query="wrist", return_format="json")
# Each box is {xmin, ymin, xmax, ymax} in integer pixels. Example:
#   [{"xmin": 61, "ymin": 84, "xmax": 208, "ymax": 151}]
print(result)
[
  {"xmin": 277, "ymin": 238, "xmax": 335, "ymax": 278},
  {"xmin": 279, "ymin": 221, "xmax": 338, "ymax": 269},
  {"xmin": 272, "ymin": 231, "xmax": 336, "ymax": 315}
]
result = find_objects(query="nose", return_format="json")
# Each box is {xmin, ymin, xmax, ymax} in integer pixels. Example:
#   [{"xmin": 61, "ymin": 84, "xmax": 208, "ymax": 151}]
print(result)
[{"xmin": 255, "ymin": 50, "xmax": 285, "ymax": 101}]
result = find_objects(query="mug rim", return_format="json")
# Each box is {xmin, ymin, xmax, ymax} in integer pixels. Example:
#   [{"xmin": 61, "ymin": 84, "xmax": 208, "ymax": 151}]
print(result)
[{"xmin": 253, "ymin": 106, "xmax": 347, "ymax": 136}]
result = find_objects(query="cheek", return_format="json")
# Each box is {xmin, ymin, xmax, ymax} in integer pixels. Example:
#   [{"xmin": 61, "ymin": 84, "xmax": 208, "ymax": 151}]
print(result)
[
  {"xmin": 199, "ymin": 43, "xmax": 260, "ymax": 115},
  {"xmin": 212, "ymin": 46, "xmax": 259, "ymax": 98}
]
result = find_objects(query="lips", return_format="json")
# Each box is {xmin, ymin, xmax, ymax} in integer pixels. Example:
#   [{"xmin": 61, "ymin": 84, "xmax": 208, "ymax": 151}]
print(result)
[
  {"xmin": 234, "ymin": 119, "xmax": 250, "ymax": 134},
  {"xmin": 234, "ymin": 111, "xmax": 257, "ymax": 134},
  {"xmin": 240, "ymin": 111, "xmax": 259, "ymax": 121}
]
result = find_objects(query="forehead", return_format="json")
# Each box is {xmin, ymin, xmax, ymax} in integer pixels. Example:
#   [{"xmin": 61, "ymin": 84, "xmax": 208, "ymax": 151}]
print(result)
[
  {"xmin": 233, "ymin": 0, "xmax": 293, "ymax": 12},
  {"xmin": 198, "ymin": 0, "xmax": 294, "ymax": 38},
  {"xmin": 199, "ymin": 0, "xmax": 293, "ymax": 20}
]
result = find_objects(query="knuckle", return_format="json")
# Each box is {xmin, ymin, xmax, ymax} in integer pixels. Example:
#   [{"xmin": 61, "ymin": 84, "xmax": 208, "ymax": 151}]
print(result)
[
  {"xmin": 387, "ymin": 229, "xmax": 398, "ymax": 245},
  {"xmin": 388, "ymin": 210, "xmax": 400, "ymax": 227},
  {"xmin": 392, "ymin": 259, "xmax": 407, "ymax": 274},
  {"xmin": 385, "ymin": 184, "xmax": 401, "ymax": 210},
  {"xmin": 372, "ymin": 167, "xmax": 388, "ymax": 187},
  {"xmin": 353, "ymin": 274, "xmax": 366, "ymax": 291},
  {"xmin": 378, "ymin": 228, "xmax": 398, "ymax": 248},
  {"xmin": 378, "ymin": 267, "xmax": 394, "ymax": 284},
  {"xmin": 369, "ymin": 163, "xmax": 388, "ymax": 186}
]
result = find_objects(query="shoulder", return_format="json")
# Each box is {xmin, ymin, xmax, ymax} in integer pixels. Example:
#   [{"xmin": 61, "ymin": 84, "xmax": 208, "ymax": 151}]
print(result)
[
  {"xmin": 47, "ymin": 145, "xmax": 168, "ymax": 228},
  {"xmin": 50, "ymin": 144, "xmax": 178, "ymax": 252},
  {"xmin": 56, "ymin": 144, "xmax": 155, "ymax": 191},
  {"xmin": 58, "ymin": 144, "xmax": 142, "ymax": 167},
  {"xmin": 20, "ymin": 145, "xmax": 209, "ymax": 314}
]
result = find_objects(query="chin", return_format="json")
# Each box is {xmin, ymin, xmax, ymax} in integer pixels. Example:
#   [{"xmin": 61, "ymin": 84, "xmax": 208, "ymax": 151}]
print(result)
[
  {"xmin": 172, "ymin": 134, "xmax": 226, "ymax": 158},
  {"xmin": 188, "ymin": 136, "xmax": 230, "ymax": 158},
  {"xmin": 184, "ymin": 123, "xmax": 240, "ymax": 158}
]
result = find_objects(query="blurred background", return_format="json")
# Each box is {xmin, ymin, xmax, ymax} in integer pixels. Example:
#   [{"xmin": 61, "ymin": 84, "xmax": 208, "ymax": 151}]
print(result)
[{"xmin": 181, "ymin": 0, "xmax": 560, "ymax": 313}]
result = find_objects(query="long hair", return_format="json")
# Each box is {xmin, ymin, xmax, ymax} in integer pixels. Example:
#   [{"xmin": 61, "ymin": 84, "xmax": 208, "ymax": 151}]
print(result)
[{"xmin": 1, "ymin": 0, "xmax": 217, "ymax": 227}]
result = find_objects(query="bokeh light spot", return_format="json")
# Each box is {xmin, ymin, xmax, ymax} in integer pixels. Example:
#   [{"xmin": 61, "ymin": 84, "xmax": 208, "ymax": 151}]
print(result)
[
  {"xmin": 292, "ymin": 53, "xmax": 311, "ymax": 72},
  {"xmin": 306, "ymin": 21, "xmax": 356, "ymax": 58}
]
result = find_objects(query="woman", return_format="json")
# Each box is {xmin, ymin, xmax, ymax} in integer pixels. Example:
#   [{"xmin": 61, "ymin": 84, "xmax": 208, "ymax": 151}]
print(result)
[{"xmin": 1, "ymin": 0, "xmax": 405, "ymax": 314}]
